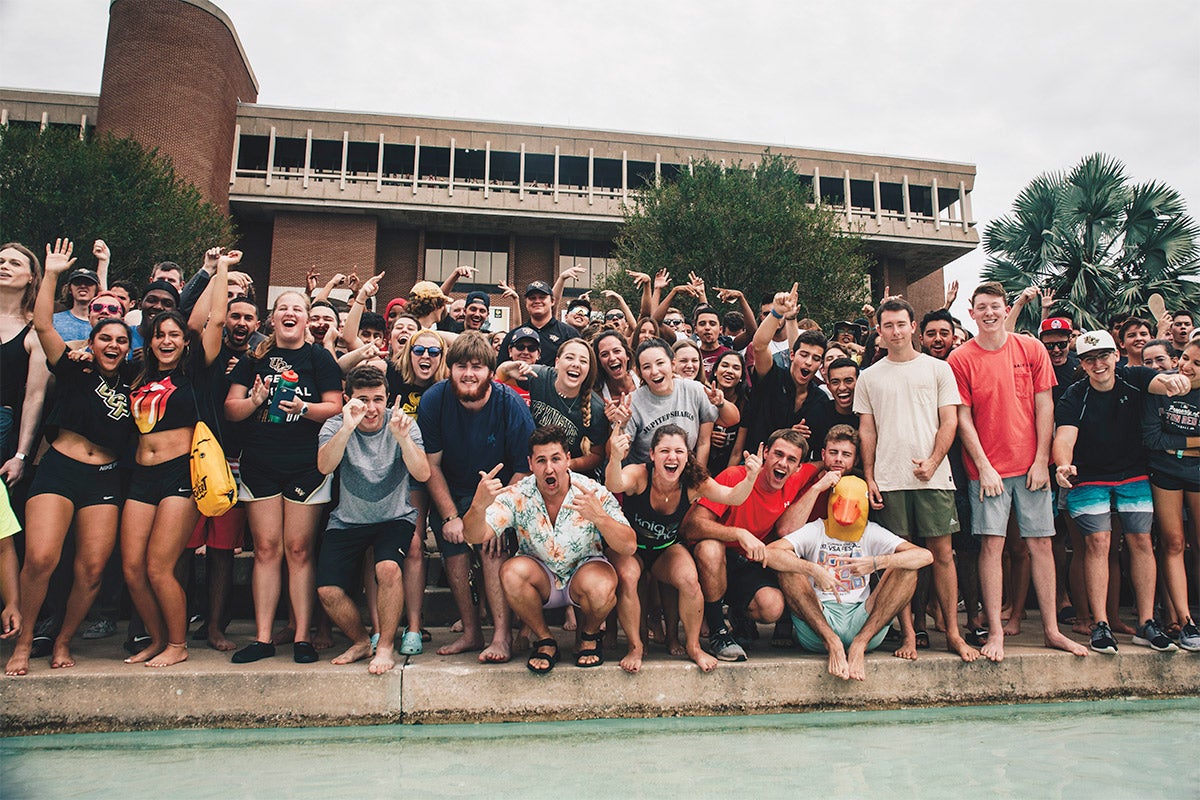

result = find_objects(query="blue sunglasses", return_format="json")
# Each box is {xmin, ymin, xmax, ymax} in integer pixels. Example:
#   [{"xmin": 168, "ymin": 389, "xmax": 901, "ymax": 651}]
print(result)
[{"xmin": 411, "ymin": 345, "xmax": 443, "ymax": 357}]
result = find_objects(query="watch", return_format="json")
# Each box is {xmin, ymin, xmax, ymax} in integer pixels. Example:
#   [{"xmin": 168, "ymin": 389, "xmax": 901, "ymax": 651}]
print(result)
[{"xmin": 300, "ymin": 402, "xmax": 310, "ymax": 416}]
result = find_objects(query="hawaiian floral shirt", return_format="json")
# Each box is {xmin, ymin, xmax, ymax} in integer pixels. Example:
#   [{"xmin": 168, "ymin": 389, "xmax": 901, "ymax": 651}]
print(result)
[{"xmin": 485, "ymin": 473, "xmax": 629, "ymax": 584}]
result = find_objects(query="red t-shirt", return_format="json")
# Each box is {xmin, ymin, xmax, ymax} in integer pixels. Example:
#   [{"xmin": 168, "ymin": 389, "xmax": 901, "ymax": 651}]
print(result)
[
  {"xmin": 948, "ymin": 334, "xmax": 1056, "ymax": 480},
  {"xmin": 697, "ymin": 463, "xmax": 819, "ymax": 552}
]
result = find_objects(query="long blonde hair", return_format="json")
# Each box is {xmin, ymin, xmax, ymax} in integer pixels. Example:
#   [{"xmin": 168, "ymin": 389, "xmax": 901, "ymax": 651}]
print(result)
[
  {"xmin": 251, "ymin": 290, "xmax": 310, "ymax": 360},
  {"xmin": 555, "ymin": 338, "xmax": 597, "ymax": 455},
  {"xmin": 399, "ymin": 328, "xmax": 449, "ymax": 385}
]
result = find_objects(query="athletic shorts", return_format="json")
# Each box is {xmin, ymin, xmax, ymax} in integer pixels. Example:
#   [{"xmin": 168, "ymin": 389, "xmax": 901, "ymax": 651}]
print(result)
[
  {"xmin": 127, "ymin": 454, "xmax": 193, "ymax": 505},
  {"xmin": 316, "ymin": 519, "xmax": 416, "ymax": 592},
  {"xmin": 792, "ymin": 600, "xmax": 888, "ymax": 653},
  {"xmin": 28, "ymin": 447, "xmax": 121, "ymax": 508},
  {"xmin": 429, "ymin": 494, "xmax": 473, "ymax": 558},
  {"xmin": 238, "ymin": 453, "xmax": 331, "ymax": 505},
  {"xmin": 968, "ymin": 476, "xmax": 1054, "ymax": 538},
  {"xmin": 636, "ymin": 540, "xmax": 681, "ymax": 573},
  {"xmin": 532, "ymin": 554, "xmax": 611, "ymax": 610},
  {"xmin": 875, "ymin": 489, "xmax": 959, "ymax": 539},
  {"xmin": 951, "ymin": 488, "xmax": 979, "ymax": 554},
  {"xmin": 1149, "ymin": 469, "xmax": 1200, "ymax": 494},
  {"xmin": 187, "ymin": 505, "xmax": 247, "ymax": 551},
  {"xmin": 725, "ymin": 550, "xmax": 780, "ymax": 614},
  {"xmin": 1066, "ymin": 478, "xmax": 1153, "ymax": 536}
]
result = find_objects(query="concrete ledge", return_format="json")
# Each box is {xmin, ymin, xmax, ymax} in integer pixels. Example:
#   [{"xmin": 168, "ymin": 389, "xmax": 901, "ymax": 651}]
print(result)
[{"xmin": 3, "ymin": 616, "xmax": 1198, "ymax": 734}]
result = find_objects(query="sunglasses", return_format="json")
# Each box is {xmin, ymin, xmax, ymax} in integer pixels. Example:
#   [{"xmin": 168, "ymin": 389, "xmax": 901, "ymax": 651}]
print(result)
[
  {"xmin": 663, "ymin": 319, "xmax": 684, "ymax": 327},
  {"xmin": 512, "ymin": 342, "xmax": 540, "ymax": 352},
  {"xmin": 1043, "ymin": 340, "xmax": 1069, "ymax": 351},
  {"xmin": 605, "ymin": 313, "xmax": 624, "ymax": 321},
  {"xmin": 90, "ymin": 302, "xmax": 123, "ymax": 315},
  {"xmin": 411, "ymin": 345, "xmax": 442, "ymax": 357}
]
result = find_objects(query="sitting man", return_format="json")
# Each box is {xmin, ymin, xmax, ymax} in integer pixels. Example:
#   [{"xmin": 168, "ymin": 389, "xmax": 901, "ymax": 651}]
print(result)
[
  {"xmin": 766, "ymin": 475, "xmax": 932, "ymax": 681},
  {"xmin": 464, "ymin": 425, "xmax": 636, "ymax": 673},
  {"xmin": 315, "ymin": 366, "xmax": 430, "ymax": 674},
  {"xmin": 683, "ymin": 428, "xmax": 818, "ymax": 661}
]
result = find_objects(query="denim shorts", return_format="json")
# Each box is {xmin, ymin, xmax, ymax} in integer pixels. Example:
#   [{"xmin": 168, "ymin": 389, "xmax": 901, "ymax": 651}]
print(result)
[{"xmin": 968, "ymin": 475, "xmax": 1054, "ymax": 538}]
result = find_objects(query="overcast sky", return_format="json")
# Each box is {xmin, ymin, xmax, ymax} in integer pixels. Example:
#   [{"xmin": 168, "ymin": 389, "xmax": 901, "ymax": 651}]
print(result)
[{"xmin": 2, "ymin": 0, "xmax": 1197, "ymax": 320}]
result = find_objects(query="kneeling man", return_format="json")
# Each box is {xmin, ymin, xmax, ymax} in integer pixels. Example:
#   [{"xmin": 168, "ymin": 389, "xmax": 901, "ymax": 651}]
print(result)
[
  {"xmin": 316, "ymin": 366, "xmax": 430, "ymax": 674},
  {"xmin": 766, "ymin": 475, "xmax": 932, "ymax": 681},
  {"xmin": 465, "ymin": 425, "xmax": 636, "ymax": 673}
]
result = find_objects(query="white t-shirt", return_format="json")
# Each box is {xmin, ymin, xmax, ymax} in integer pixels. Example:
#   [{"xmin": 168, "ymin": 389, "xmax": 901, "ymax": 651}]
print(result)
[
  {"xmin": 783, "ymin": 520, "xmax": 904, "ymax": 604},
  {"xmin": 853, "ymin": 353, "xmax": 960, "ymax": 491}
]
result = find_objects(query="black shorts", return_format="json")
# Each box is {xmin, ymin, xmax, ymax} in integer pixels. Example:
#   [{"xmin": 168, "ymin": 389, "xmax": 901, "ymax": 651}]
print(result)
[
  {"xmin": 637, "ymin": 541, "xmax": 680, "ymax": 573},
  {"xmin": 1149, "ymin": 469, "xmax": 1200, "ymax": 494},
  {"xmin": 29, "ymin": 447, "xmax": 122, "ymax": 508},
  {"xmin": 725, "ymin": 550, "xmax": 779, "ymax": 614},
  {"xmin": 127, "ymin": 454, "xmax": 193, "ymax": 505},
  {"xmin": 317, "ymin": 519, "xmax": 416, "ymax": 592},
  {"xmin": 238, "ymin": 452, "xmax": 331, "ymax": 505}
]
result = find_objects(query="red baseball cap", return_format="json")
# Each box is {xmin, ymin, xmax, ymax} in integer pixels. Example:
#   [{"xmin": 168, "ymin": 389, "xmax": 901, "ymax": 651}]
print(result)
[{"xmin": 1039, "ymin": 317, "xmax": 1072, "ymax": 336}]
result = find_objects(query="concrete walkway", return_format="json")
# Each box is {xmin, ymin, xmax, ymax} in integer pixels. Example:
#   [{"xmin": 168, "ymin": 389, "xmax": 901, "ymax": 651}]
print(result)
[{"xmin": 3, "ymin": 614, "xmax": 1198, "ymax": 734}]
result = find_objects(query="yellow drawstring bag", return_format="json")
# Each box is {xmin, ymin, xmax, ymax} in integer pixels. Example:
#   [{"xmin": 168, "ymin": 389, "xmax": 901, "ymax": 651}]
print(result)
[{"xmin": 190, "ymin": 421, "xmax": 237, "ymax": 516}]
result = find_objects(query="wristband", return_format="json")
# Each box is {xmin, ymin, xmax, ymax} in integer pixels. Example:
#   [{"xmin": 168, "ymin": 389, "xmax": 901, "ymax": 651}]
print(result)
[
  {"xmin": 443, "ymin": 513, "xmax": 459, "ymax": 524},
  {"xmin": 1178, "ymin": 450, "xmax": 1186, "ymax": 459},
  {"xmin": 14, "ymin": 452, "xmax": 26, "ymax": 461},
  {"xmin": 770, "ymin": 309, "xmax": 784, "ymax": 319},
  {"xmin": 300, "ymin": 402, "xmax": 309, "ymax": 417}
]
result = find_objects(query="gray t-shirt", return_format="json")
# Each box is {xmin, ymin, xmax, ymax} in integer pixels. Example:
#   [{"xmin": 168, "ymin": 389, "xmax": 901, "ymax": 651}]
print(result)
[
  {"xmin": 318, "ymin": 409, "xmax": 423, "ymax": 529},
  {"xmin": 625, "ymin": 378, "xmax": 718, "ymax": 463}
]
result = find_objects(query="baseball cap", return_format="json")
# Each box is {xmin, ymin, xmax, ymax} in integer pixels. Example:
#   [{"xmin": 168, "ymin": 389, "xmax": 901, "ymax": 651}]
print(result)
[
  {"xmin": 511, "ymin": 326, "xmax": 540, "ymax": 344},
  {"xmin": 525, "ymin": 281, "xmax": 552, "ymax": 297},
  {"xmin": 465, "ymin": 291, "xmax": 491, "ymax": 309},
  {"xmin": 833, "ymin": 320, "xmax": 860, "ymax": 334},
  {"xmin": 67, "ymin": 268, "xmax": 100, "ymax": 286},
  {"xmin": 410, "ymin": 280, "xmax": 448, "ymax": 301},
  {"xmin": 1075, "ymin": 329, "xmax": 1118, "ymax": 356},
  {"xmin": 1039, "ymin": 317, "xmax": 1072, "ymax": 337}
]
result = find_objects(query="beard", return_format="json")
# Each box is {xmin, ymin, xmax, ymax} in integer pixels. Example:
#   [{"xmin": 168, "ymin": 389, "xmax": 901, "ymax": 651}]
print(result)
[{"xmin": 452, "ymin": 375, "xmax": 491, "ymax": 403}]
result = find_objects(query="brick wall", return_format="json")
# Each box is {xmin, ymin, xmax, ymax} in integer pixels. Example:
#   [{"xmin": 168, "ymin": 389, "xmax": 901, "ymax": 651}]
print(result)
[
  {"xmin": 513, "ymin": 236, "xmax": 554, "ymax": 294},
  {"xmin": 376, "ymin": 229, "xmax": 421, "ymax": 306},
  {"xmin": 96, "ymin": 0, "xmax": 257, "ymax": 210},
  {"xmin": 268, "ymin": 213, "xmax": 377, "ymax": 293}
]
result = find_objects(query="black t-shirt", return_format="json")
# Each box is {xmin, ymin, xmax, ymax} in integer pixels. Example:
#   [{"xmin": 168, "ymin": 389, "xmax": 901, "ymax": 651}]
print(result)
[
  {"xmin": 522, "ymin": 365, "xmax": 610, "ymax": 459},
  {"xmin": 498, "ymin": 318, "xmax": 580, "ymax": 366},
  {"xmin": 130, "ymin": 347, "xmax": 208, "ymax": 435},
  {"xmin": 385, "ymin": 363, "xmax": 432, "ymax": 419},
  {"xmin": 1055, "ymin": 365, "xmax": 1156, "ymax": 482},
  {"xmin": 45, "ymin": 356, "xmax": 135, "ymax": 456},
  {"xmin": 1052, "ymin": 355, "xmax": 1081, "ymax": 406},
  {"xmin": 227, "ymin": 343, "xmax": 343, "ymax": 467},
  {"xmin": 744, "ymin": 363, "xmax": 835, "ymax": 458}
]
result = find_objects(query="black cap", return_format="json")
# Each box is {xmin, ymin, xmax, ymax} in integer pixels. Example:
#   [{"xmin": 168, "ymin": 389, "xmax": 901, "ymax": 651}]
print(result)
[
  {"xmin": 143, "ymin": 279, "xmax": 181, "ymax": 305},
  {"xmin": 67, "ymin": 268, "xmax": 100, "ymax": 286},
  {"xmin": 834, "ymin": 320, "xmax": 860, "ymax": 333},
  {"xmin": 525, "ymin": 281, "xmax": 552, "ymax": 297},
  {"xmin": 511, "ymin": 326, "xmax": 540, "ymax": 344},
  {"xmin": 465, "ymin": 291, "xmax": 491, "ymax": 309}
]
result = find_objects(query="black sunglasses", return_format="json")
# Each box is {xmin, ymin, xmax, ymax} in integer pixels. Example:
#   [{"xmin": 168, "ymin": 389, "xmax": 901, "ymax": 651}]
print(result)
[
  {"xmin": 605, "ymin": 313, "xmax": 624, "ymax": 320},
  {"xmin": 411, "ymin": 345, "xmax": 442, "ymax": 357},
  {"xmin": 663, "ymin": 319, "xmax": 684, "ymax": 326},
  {"xmin": 1043, "ymin": 341, "xmax": 1069, "ymax": 351},
  {"xmin": 512, "ymin": 342, "xmax": 539, "ymax": 352}
]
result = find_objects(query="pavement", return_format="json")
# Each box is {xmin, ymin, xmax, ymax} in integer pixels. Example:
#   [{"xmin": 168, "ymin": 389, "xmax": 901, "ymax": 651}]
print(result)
[{"xmin": 2, "ymin": 612, "xmax": 1198, "ymax": 735}]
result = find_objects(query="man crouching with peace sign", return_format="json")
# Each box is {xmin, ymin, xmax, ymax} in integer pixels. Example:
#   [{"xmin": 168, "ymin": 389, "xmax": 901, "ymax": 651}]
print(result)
[{"xmin": 464, "ymin": 425, "xmax": 636, "ymax": 674}]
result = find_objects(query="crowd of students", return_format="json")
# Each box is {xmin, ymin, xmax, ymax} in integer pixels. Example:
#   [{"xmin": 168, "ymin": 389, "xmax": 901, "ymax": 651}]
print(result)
[{"xmin": 0, "ymin": 236, "xmax": 1197, "ymax": 681}]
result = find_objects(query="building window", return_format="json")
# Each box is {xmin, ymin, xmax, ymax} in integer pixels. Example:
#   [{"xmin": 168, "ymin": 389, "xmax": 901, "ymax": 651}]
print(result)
[
  {"xmin": 559, "ymin": 240, "xmax": 616, "ymax": 293},
  {"xmin": 425, "ymin": 232, "xmax": 508, "ymax": 289}
]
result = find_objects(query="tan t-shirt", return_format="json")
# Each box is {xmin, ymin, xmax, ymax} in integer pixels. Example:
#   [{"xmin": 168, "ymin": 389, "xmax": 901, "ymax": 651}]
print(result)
[{"xmin": 854, "ymin": 353, "xmax": 961, "ymax": 491}]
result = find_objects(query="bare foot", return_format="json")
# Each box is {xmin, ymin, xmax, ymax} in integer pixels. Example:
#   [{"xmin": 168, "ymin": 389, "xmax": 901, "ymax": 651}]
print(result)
[
  {"xmin": 948, "ymin": 636, "xmax": 980, "ymax": 663},
  {"xmin": 1002, "ymin": 617, "xmax": 1022, "ymax": 636},
  {"xmin": 368, "ymin": 645, "xmax": 396, "ymax": 674},
  {"xmin": 668, "ymin": 637, "xmax": 686, "ymax": 657},
  {"xmin": 1072, "ymin": 618, "xmax": 1093, "ymax": 637},
  {"xmin": 981, "ymin": 631, "xmax": 1005, "ymax": 663},
  {"xmin": 827, "ymin": 642, "xmax": 850, "ymax": 679},
  {"xmin": 449, "ymin": 619, "xmax": 464, "ymax": 633},
  {"xmin": 207, "ymin": 632, "xmax": 237, "ymax": 652},
  {"xmin": 146, "ymin": 643, "xmax": 189, "ymax": 668},
  {"xmin": 479, "ymin": 638, "xmax": 511, "ymax": 664},
  {"xmin": 687, "ymin": 644, "xmax": 718, "ymax": 673},
  {"xmin": 620, "ymin": 645, "xmax": 644, "ymax": 674},
  {"xmin": 5, "ymin": 646, "xmax": 31, "ymax": 676},
  {"xmin": 893, "ymin": 635, "xmax": 918, "ymax": 661},
  {"xmin": 124, "ymin": 641, "xmax": 164, "ymax": 664},
  {"xmin": 50, "ymin": 641, "xmax": 76, "ymax": 669},
  {"xmin": 1110, "ymin": 618, "xmax": 1136, "ymax": 635},
  {"xmin": 563, "ymin": 606, "xmax": 578, "ymax": 632},
  {"xmin": 437, "ymin": 633, "xmax": 483, "ymax": 656},
  {"xmin": 270, "ymin": 626, "xmax": 295, "ymax": 645},
  {"xmin": 313, "ymin": 628, "xmax": 334, "ymax": 650},
  {"xmin": 330, "ymin": 641, "xmax": 373, "ymax": 665},
  {"xmin": 846, "ymin": 643, "xmax": 867, "ymax": 681},
  {"xmin": 1045, "ymin": 630, "xmax": 1088, "ymax": 657}
]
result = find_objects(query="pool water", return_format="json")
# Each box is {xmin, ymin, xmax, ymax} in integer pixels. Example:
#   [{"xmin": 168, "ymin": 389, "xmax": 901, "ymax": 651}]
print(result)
[{"xmin": 3, "ymin": 698, "xmax": 1197, "ymax": 799}]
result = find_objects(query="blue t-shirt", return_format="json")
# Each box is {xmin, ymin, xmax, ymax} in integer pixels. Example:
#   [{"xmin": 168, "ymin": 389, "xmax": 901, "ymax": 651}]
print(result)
[
  {"xmin": 417, "ymin": 379, "xmax": 534, "ymax": 497},
  {"xmin": 53, "ymin": 310, "xmax": 92, "ymax": 342}
]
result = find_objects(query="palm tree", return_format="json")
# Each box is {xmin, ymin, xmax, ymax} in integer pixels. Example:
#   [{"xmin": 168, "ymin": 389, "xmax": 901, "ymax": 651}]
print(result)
[{"xmin": 982, "ymin": 153, "xmax": 1200, "ymax": 332}]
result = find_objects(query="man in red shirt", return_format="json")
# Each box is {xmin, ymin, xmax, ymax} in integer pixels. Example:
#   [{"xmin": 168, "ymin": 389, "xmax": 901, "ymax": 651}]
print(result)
[{"xmin": 683, "ymin": 428, "xmax": 818, "ymax": 661}]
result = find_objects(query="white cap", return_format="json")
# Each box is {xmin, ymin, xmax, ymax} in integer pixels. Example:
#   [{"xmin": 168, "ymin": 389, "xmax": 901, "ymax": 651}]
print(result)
[{"xmin": 1075, "ymin": 329, "xmax": 1118, "ymax": 356}]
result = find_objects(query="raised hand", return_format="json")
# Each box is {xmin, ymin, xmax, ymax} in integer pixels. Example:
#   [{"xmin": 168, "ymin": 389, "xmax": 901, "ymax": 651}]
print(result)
[
  {"xmin": 347, "ymin": 269, "xmax": 360, "ymax": 291},
  {"xmin": 329, "ymin": 273, "xmax": 347, "ymax": 288},
  {"xmin": 715, "ymin": 287, "xmax": 743, "ymax": 304},
  {"xmin": 604, "ymin": 392, "xmax": 632, "ymax": 427},
  {"xmin": 44, "ymin": 239, "xmax": 77, "ymax": 275},
  {"xmin": 249, "ymin": 374, "xmax": 270, "ymax": 406},
  {"xmin": 703, "ymin": 382, "xmax": 725, "ymax": 407},
  {"xmin": 343, "ymin": 397, "xmax": 368, "ymax": 430},
  {"xmin": 203, "ymin": 246, "xmax": 222, "ymax": 270},
  {"xmin": 608, "ymin": 431, "xmax": 631, "ymax": 461},
  {"xmin": 218, "ymin": 249, "xmax": 243, "ymax": 268},
  {"xmin": 474, "ymin": 463, "xmax": 505, "ymax": 507},
  {"xmin": 653, "ymin": 269, "xmax": 671, "ymax": 291},
  {"xmin": 359, "ymin": 271, "xmax": 385, "ymax": 300},
  {"xmin": 944, "ymin": 279, "xmax": 959, "ymax": 308},
  {"xmin": 388, "ymin": 396, "xmax": 413, "ymax": 438},
  {"xmin": 626, "ymin": 270, "xmax": 650, "ymax": 287},
  {"xmin": 228, "ymin": 272, "xmax": 253, "ymax": 295},
  {"xmin": 772, "ymin": 283, "xmax": 798, "ymax": 319},
  {"xmin": 454, "ymin": 265, "xmax": 477, "ymax": 280},
  {"xmin": 562, "ymin": 265, "xmax": 585, "ymax": 283},
  {"xmin": 306, "ymin": 267, "xmax": 319, "ymax": 294},
  {"xmin": 92, "ymin": 239, "xmax": 111, "ymax": 264},
  {"xmin": 742, "ymin": 444, "xmax": 764, "ymax": 480},
  {"xmin": 497, "ymin": 281, "xmax": 520, "ymax": 300}
]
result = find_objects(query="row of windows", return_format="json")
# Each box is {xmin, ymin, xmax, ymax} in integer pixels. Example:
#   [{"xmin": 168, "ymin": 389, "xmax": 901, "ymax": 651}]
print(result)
[{"xmin": 421, "ymin": 235, "xmax": 615, "ymax": 291}]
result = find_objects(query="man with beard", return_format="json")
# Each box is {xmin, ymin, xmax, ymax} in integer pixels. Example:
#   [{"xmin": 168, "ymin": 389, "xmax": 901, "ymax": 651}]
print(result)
[
  {"xmin": 497, "ymin": 281, "xmax": 579, "ymax": 366},
  {"xmin": 682, "ymin": 428, "xmax": 819, "ymax": 661},
  {"xmin": 693, "ymin": 305, "xmax": 730, "ymax": 379},
  {"xmin": 418, "ymin": 331, "xmax": 535, "ymax": 663}
]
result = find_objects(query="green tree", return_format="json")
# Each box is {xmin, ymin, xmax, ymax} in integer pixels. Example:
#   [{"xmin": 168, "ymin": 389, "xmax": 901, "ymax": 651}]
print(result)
[
  {"xmin": 594, "ymin": 153, "xmax": 871, "ymax": 327},
  {"xmin": 982, "ymin": 152, "xmax": 1200, "ymax": 332},
  {"xmin": 0, "ymin": 125, "xmax": 234, "ymax": 283}
]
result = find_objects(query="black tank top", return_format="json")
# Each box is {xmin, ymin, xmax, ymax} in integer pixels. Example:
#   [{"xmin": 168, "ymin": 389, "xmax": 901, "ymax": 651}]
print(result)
[
  {"xmin": 623, "ymin": 465, "xmax": 691, "ymax": 550},
  {"xmin": 0, "ymin": 323, "xmax": 31, "ymax": 409}
]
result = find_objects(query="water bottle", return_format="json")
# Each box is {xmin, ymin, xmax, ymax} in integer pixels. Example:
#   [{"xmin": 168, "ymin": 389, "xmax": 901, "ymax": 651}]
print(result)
[{"xmin": 266, "ymin": 370, "xmax": 299, "ymax": 423}]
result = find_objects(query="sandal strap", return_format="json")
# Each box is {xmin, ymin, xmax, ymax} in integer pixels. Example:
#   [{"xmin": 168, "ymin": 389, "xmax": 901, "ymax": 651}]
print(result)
[{"xmin": 579, "ymin": 630, "xmax": 604, "ymax": 642}]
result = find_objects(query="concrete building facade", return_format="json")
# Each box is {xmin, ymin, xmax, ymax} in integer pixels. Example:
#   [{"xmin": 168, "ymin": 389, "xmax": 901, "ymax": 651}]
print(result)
[{"xmin": 2, "ymin": 0, "xmax": 978, "ymax": 318}]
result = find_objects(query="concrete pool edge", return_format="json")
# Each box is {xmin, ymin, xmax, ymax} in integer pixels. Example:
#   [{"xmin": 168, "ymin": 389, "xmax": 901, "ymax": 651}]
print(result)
[{"xmin": 3, "ymin": 619, "xmax": 1199, "ymax": 734}]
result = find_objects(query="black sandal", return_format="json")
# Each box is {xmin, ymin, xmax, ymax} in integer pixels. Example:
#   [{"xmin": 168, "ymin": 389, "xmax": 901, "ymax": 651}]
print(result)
[
  {"xmin": 527, "ymin": 638, "xmax": 559, "ymax": 674},
  {"xmin": 915, "ymin": 630, "xmax": 930, "ymax": 650},
  {"xmin": 575, "ymin": 630, "xmax": 604, "ymax": 668}
]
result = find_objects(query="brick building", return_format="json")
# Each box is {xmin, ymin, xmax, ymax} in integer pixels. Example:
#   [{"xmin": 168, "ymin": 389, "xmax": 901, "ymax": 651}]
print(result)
[{"xmin": 2, "ymin": 0, "xmax": 979, "ymax": 323}]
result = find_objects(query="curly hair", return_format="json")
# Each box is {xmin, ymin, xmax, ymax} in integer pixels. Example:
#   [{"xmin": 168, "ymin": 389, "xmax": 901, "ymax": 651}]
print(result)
[{"xmin": 650, "ymin": 424, "xmax": 709, "ymax": 490}]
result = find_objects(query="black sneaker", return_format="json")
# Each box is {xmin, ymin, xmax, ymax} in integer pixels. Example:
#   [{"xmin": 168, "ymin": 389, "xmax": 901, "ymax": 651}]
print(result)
[
  {"xmin": 1090, "ymin": 621, "xmax": 1118, "ymax": 654},
  {"xmin": 1132, "ymin": 619, "xmax": 1178, "ymax": 652},
  {"xmin": 706, "ymin": 631, "xmax": 747, "ymax": 662}
]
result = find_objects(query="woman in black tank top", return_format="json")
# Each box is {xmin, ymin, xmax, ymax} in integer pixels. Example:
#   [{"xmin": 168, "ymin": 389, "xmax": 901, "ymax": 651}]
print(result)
[
  {"xmin": 0, "ymin": 242, "xmax": 50, "ymax": 484},
  {"xmin": 605, "ymin": 424, "xmax": 763, "ymax": 675}
]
